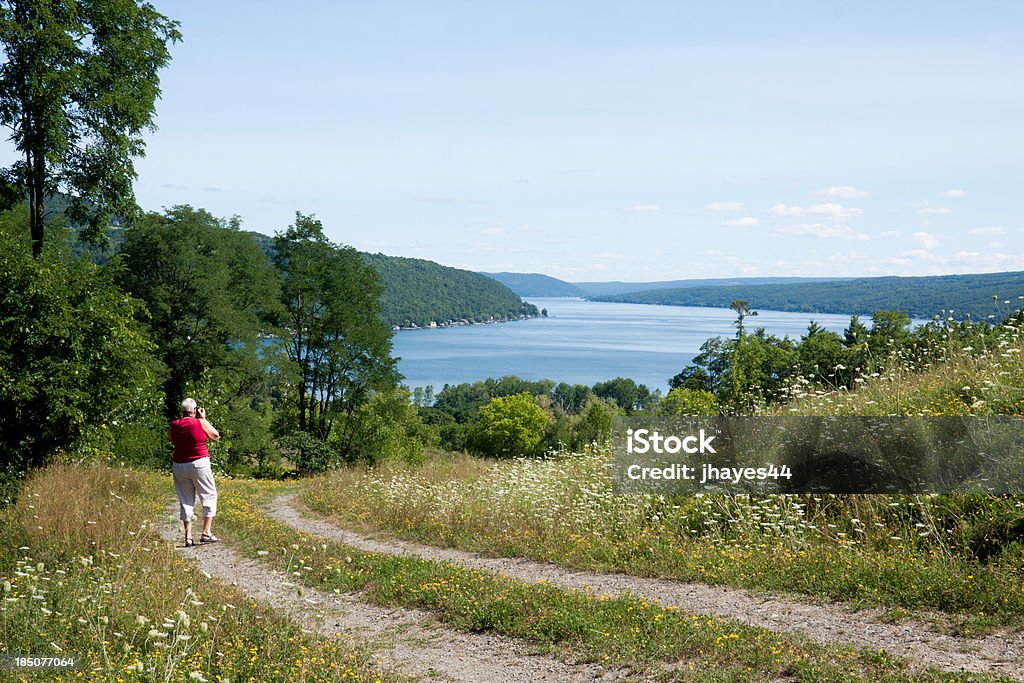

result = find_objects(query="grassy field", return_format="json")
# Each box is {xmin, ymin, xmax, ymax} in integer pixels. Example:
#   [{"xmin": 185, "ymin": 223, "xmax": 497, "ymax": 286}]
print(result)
[
  {"xmin": 216, "ymin": 478, "xmax": 1009, "ymax": 681},
  {"xmin": 302, "ymin": 452, "xmax": 1024, "ymax": 633},
  {"xmin": 1, "ymin": 465, "xmax": 1015, "ymax": 681},
  {"xmin": 3, "ymin": 336, "xmax": 1023, "ymax": 680},
  {"xmin": 300, "ymin": 338, "xmax": 1024, "ymax": 635},
  {"xmin": 0, "ymin": 464, "xmax": 396, "ymax": 683}
]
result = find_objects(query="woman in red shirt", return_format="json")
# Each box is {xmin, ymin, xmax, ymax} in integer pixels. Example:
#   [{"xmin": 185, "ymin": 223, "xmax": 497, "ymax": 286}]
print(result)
[{"xmin": 168, "ymin": 397, "xmax": 221, "ymax": 547}]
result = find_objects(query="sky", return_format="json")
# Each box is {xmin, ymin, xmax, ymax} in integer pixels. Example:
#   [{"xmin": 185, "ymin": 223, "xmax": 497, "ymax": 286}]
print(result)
[{"xmin": 21, "ymin": 1, "xmax": 1024, "ymax": 281}]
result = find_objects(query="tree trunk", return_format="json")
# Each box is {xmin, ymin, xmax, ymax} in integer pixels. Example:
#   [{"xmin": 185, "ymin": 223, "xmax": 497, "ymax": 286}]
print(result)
[{"xmin": 30, "ymin": 151, "xmax": 45, "ymax": 257}]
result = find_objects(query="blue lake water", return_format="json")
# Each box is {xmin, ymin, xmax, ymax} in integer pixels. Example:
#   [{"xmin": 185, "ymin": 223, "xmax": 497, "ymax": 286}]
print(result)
[{"xmin": 392, "ymin": 298, "xmax": 861, "ymax": 392}]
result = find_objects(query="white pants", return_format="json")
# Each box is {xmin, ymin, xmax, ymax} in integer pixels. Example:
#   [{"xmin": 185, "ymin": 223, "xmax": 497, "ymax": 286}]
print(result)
[{"xmin": 172, "ymin": 459, "xmax": 218, "ymax": 521}]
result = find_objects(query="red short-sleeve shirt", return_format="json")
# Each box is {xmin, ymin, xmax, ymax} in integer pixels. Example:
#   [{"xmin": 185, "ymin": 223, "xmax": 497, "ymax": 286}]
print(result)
[{"xmin": 169, "ymin": 417, "xmax": 210, "ymax": 463}]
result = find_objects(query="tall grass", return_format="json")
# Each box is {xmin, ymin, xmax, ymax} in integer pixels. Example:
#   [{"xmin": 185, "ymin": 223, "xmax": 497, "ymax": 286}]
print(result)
[
  {"xmin": 303, "ymin": 333, "xmax": 1024, "ymax": 630},
  {"xmin": 222, "ymin": 480, "xmax": 1008, "ymax": 681},
  {"xmin": 0, "ymin": 463, "xmax": 395, "ymax": 682}
]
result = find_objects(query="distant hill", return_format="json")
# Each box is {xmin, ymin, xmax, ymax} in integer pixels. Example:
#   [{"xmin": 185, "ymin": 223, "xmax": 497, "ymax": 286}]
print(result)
[
  {"xmin": 365, "ymin": 255, "xmax": 538, "ymax": 327},
  {"xmin": 482, "ymin": 272, "xmax": 585, "ymax": 297},
  {"xmin": 592, "ymin": 272, "xmax": 1024, "ymax": 321},
  {"xmin": 574, "ymin": 276, "xmax": 848, "ymax": 297},
  {"xmin": 482, "ymin": 271, "xmax": 848, "ymax": 298}
]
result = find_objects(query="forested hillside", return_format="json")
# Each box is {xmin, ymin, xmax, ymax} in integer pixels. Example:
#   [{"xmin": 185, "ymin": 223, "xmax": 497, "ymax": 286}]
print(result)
[
  {"xmin": 593, "ymin": 271, "xmax": 1024, "ymax": 320},
  {"xmin": 369, "ymin": 254, "xmax": 538, "ymax": 327}
]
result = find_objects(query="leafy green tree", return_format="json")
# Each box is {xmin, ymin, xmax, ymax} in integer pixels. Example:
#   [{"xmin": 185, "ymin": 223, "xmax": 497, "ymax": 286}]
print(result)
[
  {"xmin": 797, "ymin": 322, "xmax": 844, "ymax": 385},
  {"xmin": 839, "ymin": 315, "xmax": 871, "ymax": 387},
  {"xmin": 274, "ymin": 213, "xmax": 398, "ymax": 448},
  {"xmin": 469, "ymin": 392, "xmax": 549, "ymax": 458},
  {"xmin": 843, "ymin": 315, "xmax": 870, "ymax": 348},
  {"xmin": 0, "ymin": 0, "xmax": 180, "ymax": 256},
  {"xmin": 868, "ymin": 310, "xmax": 912, "ymax": 363},
  {"xmin": 671, "ymin": 330, "xmax": 796, "ymax": 410},
  {"xmin": 344, "ymin": 387, "xmax": 438, "ymax": 465},
  {"xmin": 659, "ymin": 388, "xmax": 719, "ymax": 416},
  {"xmin": 0, "ymin": 208, "xmax": 157, "ymax": 469},
  {"xmin": 592, "ymin": 377, "xmax": 655, "ymax": 413},
  {"xmin": 552, "ymin": 381, "xmax": 592, "ymax": 414},
  {"xmin": 570, "ymin": 395, "xmax": 618, "ymax": 448},
  {"xmin": 115, "ymin": 206, "xmax": 282, "ymax": 428}
]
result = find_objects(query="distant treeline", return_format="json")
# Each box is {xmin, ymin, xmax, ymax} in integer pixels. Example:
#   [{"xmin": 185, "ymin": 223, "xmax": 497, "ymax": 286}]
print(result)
[{"xmin": 591, "ymin": 272, "xmax": 1024, "ymax": 321}]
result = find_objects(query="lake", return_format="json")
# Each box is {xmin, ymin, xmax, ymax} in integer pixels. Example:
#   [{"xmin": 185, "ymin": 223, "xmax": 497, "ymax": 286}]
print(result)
[{"xmin": 392, "ymin": 298, "xmax": 862, "ymax": 392}]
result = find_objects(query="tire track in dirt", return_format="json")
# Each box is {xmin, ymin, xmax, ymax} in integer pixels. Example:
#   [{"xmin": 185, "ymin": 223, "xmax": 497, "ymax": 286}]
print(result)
[
  {"xmin": 271, "ymin": 493, "xmax": 1024, "ymax": 680},
  {"xmin": 158, "ymin": 507, "xmax": 629, "ymax": 683}
]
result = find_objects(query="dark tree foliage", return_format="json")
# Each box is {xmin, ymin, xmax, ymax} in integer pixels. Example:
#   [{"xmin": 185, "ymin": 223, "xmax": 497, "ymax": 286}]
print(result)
[
  {"xmin": 274, "ymin": 213, "xmax": 398, "ymax": 448},
  {"xmin": 115, "ymin": 206, "xmax": 282, "ymax": 418},
  {"xmin": 592, "ymin": 376, "xmax": 656, "ymax": 413},
  {"xmin": 0, "ymin": 0, "xmax": 180, "ymax": 256},
  {"xmin": 0, "ymin": 208, "xmax": 155, "ymax": 469}
]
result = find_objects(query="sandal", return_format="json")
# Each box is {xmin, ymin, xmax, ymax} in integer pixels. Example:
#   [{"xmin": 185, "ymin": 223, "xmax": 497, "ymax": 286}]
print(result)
[
  {"xmin": 184, "ymin": 536, "xmax": 195, "ymax": 548},
  {"xmin": 200, "ymin": 533, "xmax": 219, "ymax": 544}
]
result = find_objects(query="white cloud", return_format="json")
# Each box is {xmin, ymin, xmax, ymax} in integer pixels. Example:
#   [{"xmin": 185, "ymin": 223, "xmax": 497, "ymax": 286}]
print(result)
[
  {"xmin": 724, "ymin": 216, "xmax": 760, "ymax": 227},
  {"xmin": 706, "ymin": 201, "xmax": 745, "ymax": 212},
  {"xmin": 917, "ymin": 206, "xmax": 952, "ymax": 217},
  {"xmin": 480, "ymin": 225, "xmax": 505, "ymax": 236},
  {"xmin": 815, "ymin": 186, "xmax": 869, "ymax": 199},
  {"xmin": 807, "ymin": 203, "xmax": 863, "ymax": 219},
  {"xmin": 880, "ymin": 230, "xmax": 902, "ymax": 238},
  {"xmin": 776, "ymin": 223, "xmax": 869, "ymax": 240},
  {"xmin": 938, "ymin": 189, "xmax": 967, "ymax": 199},
  {"xmin": 970, "ymin": 225, "xmax": 1004, "ymax": 236},
  {"xmin": 628, "ymin": 204, "xmax": 660, "ymax": 212},
  {"xmin": 768, "ymin": 203, "xmax": 862, "ymax": 219},
  {"xmin": 768, "ymin": 203, "xmax": 804, "ymax": 217},
  {"xmin": 912, "ymin": 231, "xmax": 941, "ymax": 250}
]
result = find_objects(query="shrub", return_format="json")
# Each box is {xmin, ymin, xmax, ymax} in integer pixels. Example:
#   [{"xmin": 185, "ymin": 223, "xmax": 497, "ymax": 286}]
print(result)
[
  {"xmin": 276, "ymin": 432, "xmax": 338, "ymax": 474},
  {"xmin": 469, "ymin": 392, "xmax": 549, "ymax": 458},
  {"xmin": 659, "ymin": 388, "xmax": 720, "ymax": 416}
]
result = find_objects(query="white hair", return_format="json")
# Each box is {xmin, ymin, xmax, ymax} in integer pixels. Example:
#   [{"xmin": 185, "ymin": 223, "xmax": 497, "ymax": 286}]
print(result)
[{"xmin": 180, "ymin": 398, "xmax": 197, "ymax": 416}]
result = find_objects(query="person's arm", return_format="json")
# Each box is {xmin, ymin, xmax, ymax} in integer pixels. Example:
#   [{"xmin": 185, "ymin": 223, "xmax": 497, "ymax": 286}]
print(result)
[{"xmin": 196, "ymin": 407, "xmax": 220, "ymax": 441}]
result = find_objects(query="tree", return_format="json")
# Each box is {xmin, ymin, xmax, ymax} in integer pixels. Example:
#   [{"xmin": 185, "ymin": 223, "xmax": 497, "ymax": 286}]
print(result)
[
  {"xmin": 868, "ymin": 310, "xmax": 911, "ymax": 363},
  {"xmin": 469, "ymin": 392, "xmax": 549, "ymax": 458},
  {"xmin": 115, "ymin": 206, "xmax": 282, "ymax": 419},
  {"xmin": 0, "ymin": 207, "xmax": 157, "ymax": 469},
  {"xmin": 592, "ymin": 377, "xmax": 655, "ymax": 414},
  {"xmin": 659, "ymin": 388, "xmax": 719, "ymax": 416},
  {"xmin": 729, "ymin": 300, "xmax": 757, "ymax": 401},
  {"xmin": 730, "ymin": 299, "xmax": 757, "ymax": 336},
  {"xmin": 274, "ymin": 213, "xmax": 398, "ymax": 447},
  {"xmin": 344, "ymin": 387, "xmax": 438, "ymax": 465},
  {"xmin": 0, "ymin": 0, "xmax": 180, "ymax": 256},
  {"xmin": 797, "ymin": 322, "xmax": 844, "ymax": 385}
]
